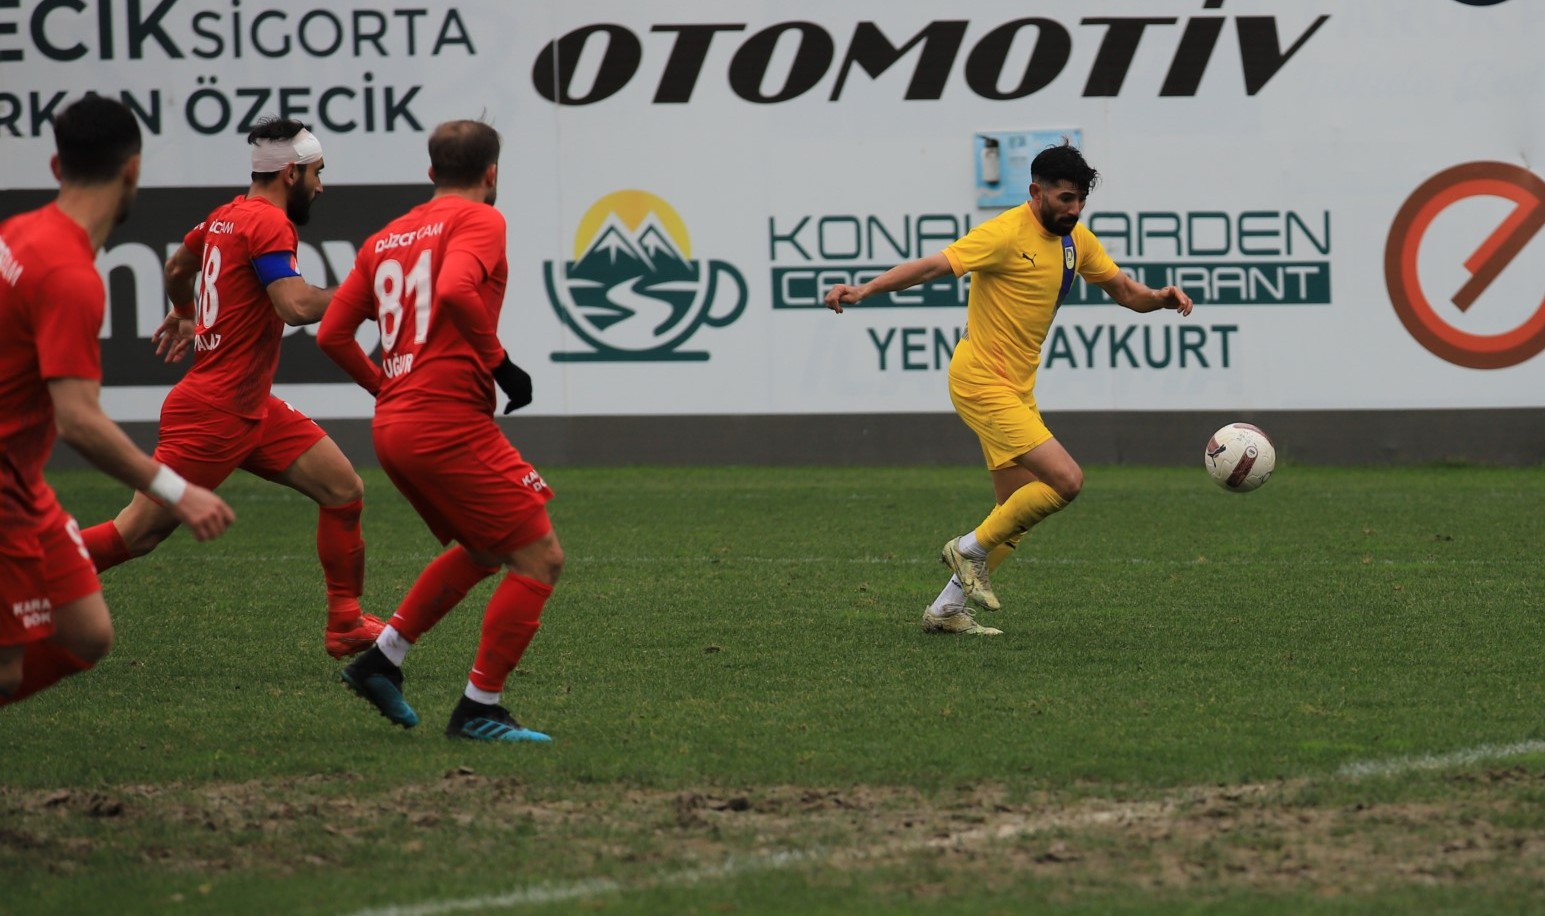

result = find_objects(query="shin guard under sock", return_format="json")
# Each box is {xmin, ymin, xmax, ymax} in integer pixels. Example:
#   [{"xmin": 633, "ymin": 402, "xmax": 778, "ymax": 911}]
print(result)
[
  {"xmin": 468, "ymin": 573, "xmax": 551, "ymax": 695},
  {"xmin": 974, "ymin": 483, "xmax": 1068, "ymax": 552},
  {"xmin": 387, "ymin": 545, "xmax": 499, "ymax": 643},
  {"xmin": 318, "ymin": 499, "xmax": 367, "ymax": 624}
]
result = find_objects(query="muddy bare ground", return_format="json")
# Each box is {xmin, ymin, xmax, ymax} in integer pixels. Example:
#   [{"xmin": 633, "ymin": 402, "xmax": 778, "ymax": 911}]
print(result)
[{"xmin": 3, "ymin": 768, "xmax": 1544, "ymax": 899}]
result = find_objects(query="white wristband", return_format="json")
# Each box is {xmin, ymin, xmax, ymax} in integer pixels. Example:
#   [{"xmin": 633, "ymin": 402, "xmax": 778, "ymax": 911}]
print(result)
[{"xmin": 146, "ymin": 465, "xmax": 188, "ymax": 506}]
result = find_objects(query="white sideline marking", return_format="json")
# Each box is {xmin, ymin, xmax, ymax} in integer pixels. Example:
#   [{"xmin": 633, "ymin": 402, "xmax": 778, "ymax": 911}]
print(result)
[
  {"xmin": 346, "ymin": 852, "xmax": 819, "ymax": 916},
  {"xmin": 1336, "ymin": 739, "xmax": 1545, "ymax": 780},
  {"xmin": 341, "ymin": 803, "xmax": 1151, "ymax": 916},
  {"xmin": 343, "ymin": 740, "xmax": 1545, "ymax": 916}
]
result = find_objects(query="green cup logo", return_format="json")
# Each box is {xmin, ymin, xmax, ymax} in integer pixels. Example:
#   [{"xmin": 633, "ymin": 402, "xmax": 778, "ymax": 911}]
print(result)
[{"xmin": 546, "ymin": 190, "xmax": 747, "ymax": 361}]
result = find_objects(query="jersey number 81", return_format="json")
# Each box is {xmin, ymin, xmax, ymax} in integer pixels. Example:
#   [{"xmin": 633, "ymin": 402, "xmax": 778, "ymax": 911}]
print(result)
[{"xmin": 375, "ymin": 250, "xmax": 433, "ymax": 354}]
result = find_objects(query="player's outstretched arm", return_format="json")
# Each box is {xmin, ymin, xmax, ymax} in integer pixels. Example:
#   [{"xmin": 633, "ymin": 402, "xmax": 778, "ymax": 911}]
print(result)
[
  {"xmin": 1095, "ymin": 273, "xmax": 1194, "ymax": 316},
  {"xmin": 316, "ymin": 271, "xmax": 385, "ymax": 395},
  {"xmin": 268, "ymin": 277, "xmax": 336, "ymax": 327},
  {"xmin": 823, "ymin": 252, "xmax": 953, "ymax": 313},
  {"xmin": 48, "ymin": 378, "xmax": 235, "ymax": 541}
]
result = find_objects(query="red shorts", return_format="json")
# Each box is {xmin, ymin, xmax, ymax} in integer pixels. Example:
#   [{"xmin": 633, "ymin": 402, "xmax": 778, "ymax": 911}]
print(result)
[
  {"xmin": 0, "ymin": 498, "xmax": 100, "ymax": 647},
  {"xmin": 374, "ymin": 417, "xmax": 554, "ymax": 556},
  {"xmin": 153, "ymin": 387, "xmax": 327, "ymax": 488}
]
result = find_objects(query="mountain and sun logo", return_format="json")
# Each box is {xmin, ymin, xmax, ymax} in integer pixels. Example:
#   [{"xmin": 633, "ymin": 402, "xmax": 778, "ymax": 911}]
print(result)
[{"xmin": 544, "ymin": 190, "xmax": 748, "ymax": 361}]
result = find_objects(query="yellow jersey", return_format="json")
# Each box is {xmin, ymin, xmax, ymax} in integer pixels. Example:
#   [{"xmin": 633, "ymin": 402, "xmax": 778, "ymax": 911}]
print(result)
[{"xmin": 943, "ymin": 203, "xmax": 1120, "ymax": 396}]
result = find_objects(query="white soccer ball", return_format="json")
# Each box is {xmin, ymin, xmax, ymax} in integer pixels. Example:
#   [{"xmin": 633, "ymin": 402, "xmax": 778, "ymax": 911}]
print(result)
[{"xmin": 1204, "ymin": 423, "xmax": 1276, "ymax": 493}]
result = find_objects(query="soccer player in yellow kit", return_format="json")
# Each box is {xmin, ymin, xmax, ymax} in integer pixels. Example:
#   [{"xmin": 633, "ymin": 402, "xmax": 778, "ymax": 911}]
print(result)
[{"xmin": 824, "ymin": 142, "xmax": 1194, "ymax": 635}]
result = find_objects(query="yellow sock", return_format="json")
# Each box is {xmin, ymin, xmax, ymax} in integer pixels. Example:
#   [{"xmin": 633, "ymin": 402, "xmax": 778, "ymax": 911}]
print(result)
[
  {"xmin": 974, "ymin": 482, "xmax": 1068, "ymax": 551},
  {"xmin": 986, "ymin": 533, "xmax": 1024, "ymax": 573}
]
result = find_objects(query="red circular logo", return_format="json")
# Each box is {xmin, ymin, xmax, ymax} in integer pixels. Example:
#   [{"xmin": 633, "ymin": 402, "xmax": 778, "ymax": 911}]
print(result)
[{"xmin": 1384, "ymin": 161, "xmax": 1545, "ymax": 369}]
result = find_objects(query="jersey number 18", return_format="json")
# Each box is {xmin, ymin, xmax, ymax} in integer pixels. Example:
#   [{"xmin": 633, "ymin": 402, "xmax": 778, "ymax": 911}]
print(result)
[{"xmin": 198, "ymin": 244, "xmax": 222, "ymax": 330}]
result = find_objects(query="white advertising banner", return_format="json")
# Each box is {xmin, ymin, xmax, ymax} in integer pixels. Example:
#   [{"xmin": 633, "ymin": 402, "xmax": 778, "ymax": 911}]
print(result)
[{"xmin": 2, "ymin": 0, "xmax": 1541, "ymax": 419}]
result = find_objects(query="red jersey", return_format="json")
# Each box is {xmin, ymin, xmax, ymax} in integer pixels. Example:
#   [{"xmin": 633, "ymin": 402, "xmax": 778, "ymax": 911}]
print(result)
[
  {"xmin": 178, "ymin": 196, "xmax": 296, "ymax": 420},
  {"xmin": 0, "ymin": 204, "xmax": 105, "ymax": 525},
  {"xmin": 320, "ymin": 196, "xmax": 507, "ymax": 423}
]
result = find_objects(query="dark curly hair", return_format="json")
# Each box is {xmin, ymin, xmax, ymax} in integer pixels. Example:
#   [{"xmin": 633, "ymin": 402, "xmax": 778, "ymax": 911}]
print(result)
[{"xmin": 1030, "ymin": 140, "xmax": 1099, "ymax": 196}]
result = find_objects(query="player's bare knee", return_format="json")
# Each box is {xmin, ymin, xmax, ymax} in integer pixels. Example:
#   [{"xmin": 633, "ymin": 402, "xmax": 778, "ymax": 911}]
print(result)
[
  {"xmin": 76, "ymin": 631, "xmax": 113, "ymax": 664},
  {"xmin": 64, "ymin": 623, "xmax": 114, "ymax": 664},
  {"xmin": 1053, "ymin": 471, "xmax": 1083, "ymax": 503},
  {"xmin": 319, "ymin": 472, "xmax": 363, "ymax": 506},
  {"xmin": 506, "ymin": 541, "xmax": 563, "ymax": 586},
  {"xmin": 544, "ymin": 543, "xmax": 565, "ymax": 585}
]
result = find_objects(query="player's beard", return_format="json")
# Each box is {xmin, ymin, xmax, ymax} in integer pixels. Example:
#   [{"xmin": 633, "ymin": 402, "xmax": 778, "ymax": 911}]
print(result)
[
  {"xmin": 1039, "ymin": 201, "xmax": 1078, "ymax": 235},
  {"xmin": 286, "ymin": 181, "xmax": 315, "ymax": 226}
]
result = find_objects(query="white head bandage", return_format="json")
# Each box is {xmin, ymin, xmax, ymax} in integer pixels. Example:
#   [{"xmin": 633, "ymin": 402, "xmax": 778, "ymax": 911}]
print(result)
[{"xmin": 251, "ymin": 128, "xmax": 323, "ymax": 173}]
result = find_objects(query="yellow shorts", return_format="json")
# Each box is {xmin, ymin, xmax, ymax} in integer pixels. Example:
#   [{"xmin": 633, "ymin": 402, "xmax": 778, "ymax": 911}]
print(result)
[{"xmin": 949, "ymin": 345, "xmax": 1053, "ymax": 470}]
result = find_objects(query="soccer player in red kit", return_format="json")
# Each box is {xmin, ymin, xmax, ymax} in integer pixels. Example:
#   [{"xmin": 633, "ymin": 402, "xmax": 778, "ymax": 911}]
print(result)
[
  {"xmin": 319, "ymin": 120, "xmax": 561, "ymax": 743},
  {"xmin": 77, "ymin": 117, "xmax": 383, "ymax": 659},
  {"xmin": 0, "ymin": 96, "xmax": 234, "ymax": 708}
]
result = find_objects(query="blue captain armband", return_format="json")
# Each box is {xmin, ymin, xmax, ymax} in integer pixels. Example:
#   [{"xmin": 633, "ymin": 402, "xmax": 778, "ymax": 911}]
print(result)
[{"xmin": 252, "ymin": 251, "xmax": 302, "ymax": 286}]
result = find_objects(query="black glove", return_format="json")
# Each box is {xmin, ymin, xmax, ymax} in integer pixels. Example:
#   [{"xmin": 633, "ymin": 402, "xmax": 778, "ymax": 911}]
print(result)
[{"xmin": 492, "ymin": 354, "xmax": 533, "ymax": 414}]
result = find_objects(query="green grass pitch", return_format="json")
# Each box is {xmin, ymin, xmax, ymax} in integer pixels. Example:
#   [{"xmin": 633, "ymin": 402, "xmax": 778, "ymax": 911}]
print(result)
[{"xmin": 4, "ymin": 463, "xmax": 1543, "ymax": 914}]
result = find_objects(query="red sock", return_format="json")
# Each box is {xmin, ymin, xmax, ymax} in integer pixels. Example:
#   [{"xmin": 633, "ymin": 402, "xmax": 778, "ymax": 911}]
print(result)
[
  {"xmin": 469, "ymin": 573, "xmax": 551, "ymax": 695},
  {"xmin": 318, "ymin": 499, "xmax": 366, "ymax": 626},
  {"xmin": 388, "ymin": 545, "xmax": 499, "ymax": 643},
  {"xmin": 80, "ymin": 522, "xmax": 130, "ymax": 573},
  {"xmin": 0, "ymin": 643, "xmax": 93, "ymax": 707}
]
